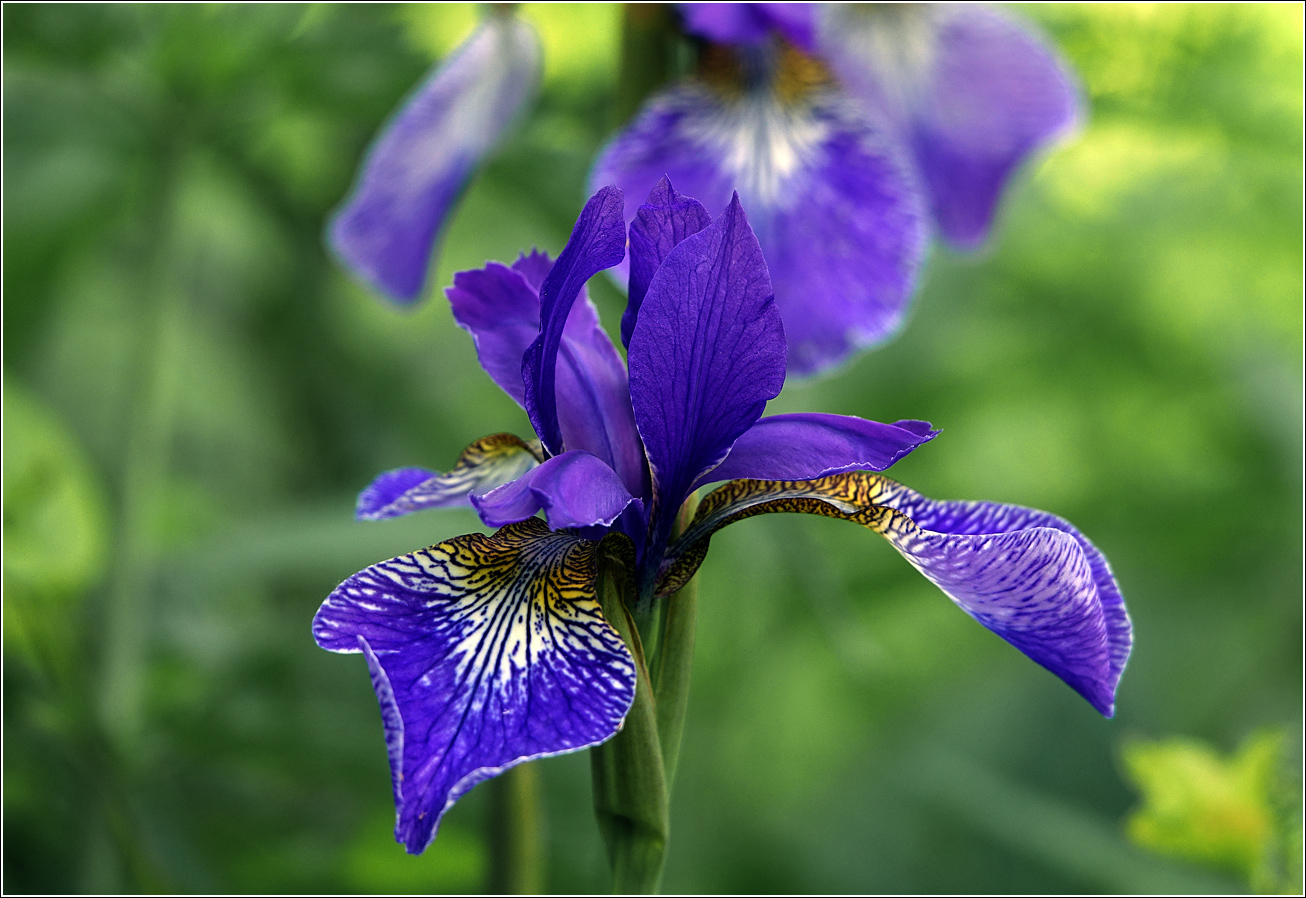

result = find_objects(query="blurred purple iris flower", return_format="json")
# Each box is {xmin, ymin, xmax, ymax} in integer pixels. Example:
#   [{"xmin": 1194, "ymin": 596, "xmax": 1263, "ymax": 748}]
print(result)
[
  {"xmin": 328, "ymin": 5, "xmax": 1079, "ymax": 376},
  {"xmin": 313, "ymin": 182, "xmax": 1130, "ymax": 854},
  {"xmin": 594, "ymin": 2, "xmax": 1082, "ymax": 374}
]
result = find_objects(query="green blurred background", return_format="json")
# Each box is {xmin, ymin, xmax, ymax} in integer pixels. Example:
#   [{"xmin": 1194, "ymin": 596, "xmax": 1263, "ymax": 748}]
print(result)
[{"xmin": 4, "ymin": 3, "xmax": 1301, "ymax": 893}]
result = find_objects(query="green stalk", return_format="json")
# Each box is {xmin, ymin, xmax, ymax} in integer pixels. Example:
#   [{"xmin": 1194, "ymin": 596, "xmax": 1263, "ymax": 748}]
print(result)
[
  {"xmin": 487, "ymin": 762, "xmax": 545, "ymax": 894},
  {"xmin": 613, "ymin": 3, "xmax": 678, "ymax": 128},
  {"xmin": 590, "ymin": 550, "xmax": 669, "ymax": 894},
  {"xmin": 651, "ymin": 495, "xmax": 699, "ymax": 791}
]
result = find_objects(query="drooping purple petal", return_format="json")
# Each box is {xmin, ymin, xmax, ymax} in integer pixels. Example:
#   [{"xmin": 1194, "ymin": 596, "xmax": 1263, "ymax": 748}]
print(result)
[
  {"xmin": 821, "ymin": 4, "xmax": 1080, "ymax": 247},
  {"xmin": 875, "ymin": 490, "xmax": 1132, "ymax": 703},
  {"xmin": 328, "ymin": 15, "xmax": 541, "ymax": 303},
  {"xmin": 592, "ymin": 83, "xmax": 926, "ymax": 376},
  {"xmin": 698, "ymin": 414, "xmax": 938, "ymax": 487},
  {"xmin": 470, "ymin": 450, "xmax": 635, "ymax": 530},
  {"xmin": 664, "ymin": 472, "xmax": 1129, "ymax": 715},
  {"xmin": 448, "ymin": 253, "xmax": 646, "ymax": 496},
  {"xmin": 678, "ymin": 3, "xmax": 816, "ymax": 52},
  {"xmin": 625, "ymin": 177, "xmax": 712, "ymax": 348},
  {"xmin": 521, "ymin": 187, "xmax": 628, "ymax": 458},
  {"xmin": 628, "ymin": 193, "xmax": 786, "ymax": 589},
  {"xmin": 313, "ymin": 518, "xmax": 636, "ymax": 854},
  {"xmin": 356, "ymin": 434, "xmax": 542, "ymax": 521}
]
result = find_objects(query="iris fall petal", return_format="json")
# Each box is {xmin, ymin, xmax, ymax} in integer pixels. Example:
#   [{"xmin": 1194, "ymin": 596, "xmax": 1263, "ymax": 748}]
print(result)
[
  {"xmin": 313, "ymin": 518, "xmax": 636, "ymax": 853},
  {"xmin": 665, "ymin": 471, "xmax": 1130, "ymax": 715}
]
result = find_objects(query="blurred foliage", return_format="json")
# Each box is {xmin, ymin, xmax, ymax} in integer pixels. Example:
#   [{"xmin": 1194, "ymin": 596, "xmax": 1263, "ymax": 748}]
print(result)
[
  {"xmin": 1122, "ymin": 730, "xmax": 1303, "ymax": 893},
  {"xmin": 3, "ymin": 2, "xmax": 1301, "ymax": 894},
  {"xmin": 2, "ymin": 382, "xmax": 109, "ymax": 668}
]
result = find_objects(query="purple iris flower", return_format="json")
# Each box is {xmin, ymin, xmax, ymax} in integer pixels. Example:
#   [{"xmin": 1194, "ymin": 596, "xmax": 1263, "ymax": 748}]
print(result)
[
  {"xmin": 593, "ymin": 2, "xmax": 1081, "ymax": 374},
  {"xmin": 313, "ymin": 182, "xmax": 1131, "ymax": 854}
]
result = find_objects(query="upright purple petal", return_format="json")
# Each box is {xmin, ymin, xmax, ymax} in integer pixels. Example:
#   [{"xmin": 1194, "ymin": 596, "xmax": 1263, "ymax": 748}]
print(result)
[
  {"xmin": 628, "ymin": 194, "xmax": 786, "ymax": 587},
  {"xmin": 678, "ymin": 3, "xmax": 816, "ymax": 52},
  {"xmin": 699, "ymin": 414, "xmax": 938, "ymax": 487},
  {"xmin": 356, "ymin": 434, "xmax": 542, "ymax": 521},
  {"xmin": 625, "ymin": 177, "xmax": 712, "ymax": 349},
  {"xmin": 592, "ymin": 83, "xmax": 926, "ymax": 375},
  {"xmin": 521, "ymin": 187, "xmax": 628, "ymax": 458},
  {"xmin": 446, "ymin": 262, "xmax": 542, "ymax": 405},
  {"xmin": 328, "ymin": 15, "xmax": 541, "ymax": 303},
  {"xmin": 664, "ymin": 473, "xmax": 1130, "ymax": 715},
  {"xmin": 448, "ymin": 253, "xmax": 646, "ymax": 496},
  {"xmin": 313, "ymin": 518, "xmax": 636, "ymax": 853},
  {"xmin": 821, "ymin": 4, "xmax": 1080, "ymax": 247},
  {"xmin": 470, "ymin": 450, "xmax": 635, "ymax": 531}
]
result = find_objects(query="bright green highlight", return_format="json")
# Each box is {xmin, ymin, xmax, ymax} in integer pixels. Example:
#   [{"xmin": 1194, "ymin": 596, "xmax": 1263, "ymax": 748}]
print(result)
[{"xmin": 1123, "ymin": 730, "xmax": 1302, "ymax": 893}]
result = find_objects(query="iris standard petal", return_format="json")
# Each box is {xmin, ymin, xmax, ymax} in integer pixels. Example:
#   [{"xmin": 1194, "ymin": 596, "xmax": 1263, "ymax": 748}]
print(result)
[
  {"xmin": 628, "ymin": 193, "xmax": 785, "ymax": 586},
  {"xmin": 448, "ymin": 253, "xmax": 645, "ymax": 495},
  {"xmin": 678, "ymin": 3, "xmax": 817, "ymax": 52},
  {"xmin": 447, "ymin": 262, "xmax": 542, "ymax": 405},
  {"xmin": 625, "ymin": 177, "xmax": 712, "ymax": 349},
  {"xmin": 328, "ymin": 15, "xmax": 542, "ymax": 303},
  {"xmin": 313, "ymin": 518, "xmax": 637, "ymax": 854},
  {"xmin": 356, "ymin": 434, "xmax": 543, "ymax": 521},
  {"xmin": 592, "ymin": 82, "xmax": 926, "ymax": 376},
  {"xmin": 470, "ymin": 450, "xmax": 636, "ymax": 531},
  {"xmin": 522, "ymin": 186, "xmax": 628, "ymax": 457},
  {"xmin": 663, "ymin": 472, "xmax": 1128, "ymax": 716},
  {"xmin": 821, "ymin": 4, "xmax": 1080, "ymax": 247},
  {"xmin": 699, "ymin": 413, "xmax": 938, "ymax": 487}
]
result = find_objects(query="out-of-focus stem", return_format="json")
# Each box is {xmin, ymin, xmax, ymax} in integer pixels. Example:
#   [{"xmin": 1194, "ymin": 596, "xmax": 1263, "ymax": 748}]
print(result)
[
  {"xmin": 487, "ymin": 762, "xmax": 545, "ymax": 894},
  {"xmin": 614, "ymin": 3, "xmax": 679, "ymax": 128},
  {"xmin": 99, "ymin": 219, "xmax": 184, "ymax": 753}
]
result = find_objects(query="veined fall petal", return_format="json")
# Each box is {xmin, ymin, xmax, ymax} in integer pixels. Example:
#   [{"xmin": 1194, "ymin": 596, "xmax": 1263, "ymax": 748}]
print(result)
[
  {"xmin": 592, "ymin": 73, "xmax": 926, "ymax": 376},
  {"xmin": 329, "ymin": 13, "xmax": 542, "ymax": 303},
  {"xmin": 356, "ymin": 433, "xmax": 543, "ymax": 521},
  {"xmin": 313, "ymin": 518, "xmax": 637, "ymax": 854},
  {"xmin": 662, "ymin": 471, "xmax": 1130, "ymax": 716},
  {"xmin": 820, "ymin": 3, "xmax": 1081, "ymax": 247}
]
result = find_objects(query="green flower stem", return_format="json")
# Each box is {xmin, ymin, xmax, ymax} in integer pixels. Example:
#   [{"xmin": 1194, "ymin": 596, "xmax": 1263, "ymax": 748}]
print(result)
[
  {"xmin": 487, "ymin": 761, "xmax": 545, "ymax": 894},
  {"xmin": 591, "ymin": 548, "xmax": 669, "ymax": 894},
  {"xmin": 651, "ymin": 496, "xmax": 700, "ymax": 791}
]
